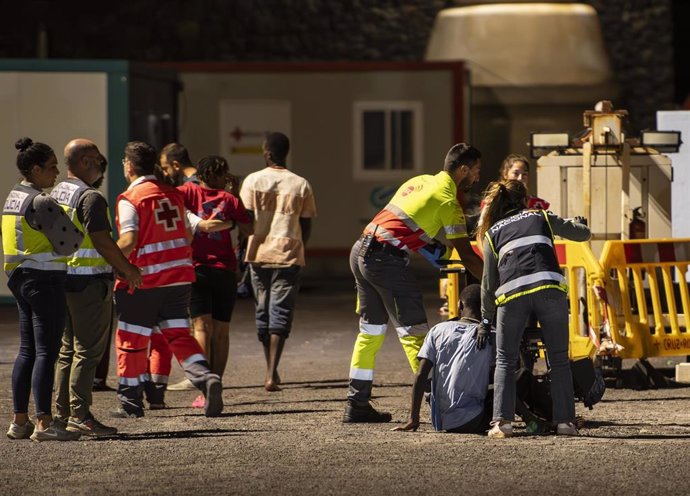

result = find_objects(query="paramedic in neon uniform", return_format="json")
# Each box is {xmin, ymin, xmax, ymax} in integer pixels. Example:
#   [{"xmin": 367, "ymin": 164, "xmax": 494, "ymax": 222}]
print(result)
[{"xmin": 344, "ymin": 143, "xmax": 484, "ymax": 423}]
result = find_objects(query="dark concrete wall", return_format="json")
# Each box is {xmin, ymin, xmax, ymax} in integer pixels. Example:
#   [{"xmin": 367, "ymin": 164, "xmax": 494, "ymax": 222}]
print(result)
[{"xmin": 3, "ymin": 0, "xmax": 677, "ymax": 131}]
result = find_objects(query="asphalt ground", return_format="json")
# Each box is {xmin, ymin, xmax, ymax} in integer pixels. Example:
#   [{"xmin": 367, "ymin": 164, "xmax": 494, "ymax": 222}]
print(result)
[{"xmin": 1, "ymin": 280, "xmax": 690, "ymax": 495}]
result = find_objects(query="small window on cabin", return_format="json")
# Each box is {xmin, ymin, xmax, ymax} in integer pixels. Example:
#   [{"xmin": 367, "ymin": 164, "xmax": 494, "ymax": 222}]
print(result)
[{"xmin": 354, "ymin": 102, "xmax": 423, "ymax": 180}]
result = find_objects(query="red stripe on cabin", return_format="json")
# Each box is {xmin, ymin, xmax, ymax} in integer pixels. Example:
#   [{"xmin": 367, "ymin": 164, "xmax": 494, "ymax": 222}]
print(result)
[
  {"xmin": 623, "ymin": 243, "xmax": 643, "ymax": 264},
  {"xmin": 657, "ymin": 242, "xmax": 677, "ymax": 263}
]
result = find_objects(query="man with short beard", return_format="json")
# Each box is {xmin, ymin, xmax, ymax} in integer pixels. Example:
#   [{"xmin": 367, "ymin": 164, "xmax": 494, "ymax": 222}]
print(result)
[
  {"xmin": 344, "ymin": 143, "xmax": 484, "ymax": 423},
  {"xmin": 52, "ymin": 139, "xmax": 141, "ymax": 436},
  {"xmin": 159, "ymin": 143, "xmax": 198, "ymax": 186},
  {"xmin": 112, "ymin": 141, "xmax": 223, "ymax": 419}
]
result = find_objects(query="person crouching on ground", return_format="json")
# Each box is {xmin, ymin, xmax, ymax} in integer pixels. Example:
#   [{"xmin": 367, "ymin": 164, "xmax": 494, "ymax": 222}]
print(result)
[
  {"xmin": 394, "ymin": 284, "xmax": 494, "ymax": 434},
  {"xmin": 344, "ymin": 143, "xmax": 484, "ymax": 423}
]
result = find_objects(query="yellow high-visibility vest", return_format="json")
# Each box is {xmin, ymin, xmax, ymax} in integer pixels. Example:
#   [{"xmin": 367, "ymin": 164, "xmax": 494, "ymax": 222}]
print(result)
[
  {"xmin": 2, "ymin": 183, "xmax": 67, "ymax": 276},
  {"xmin": 51, "ymin": 178, "xmax": 112, "ymax": 276}
]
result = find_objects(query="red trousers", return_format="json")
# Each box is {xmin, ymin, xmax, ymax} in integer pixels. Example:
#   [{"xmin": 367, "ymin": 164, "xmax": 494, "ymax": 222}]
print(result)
[{"xmin": 114, "ymin": 285, "xmax": 208, "ymax": 413}]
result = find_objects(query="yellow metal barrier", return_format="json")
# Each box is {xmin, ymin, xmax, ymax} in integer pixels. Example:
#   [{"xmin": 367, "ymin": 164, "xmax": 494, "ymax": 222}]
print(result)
[
  {"xmin": 445, "ymin": 240, "xmax": 606, "ymax": 360},
  {"xmin": 556, "ymin": 240, "xmax": 607, "ymax": 360},
  {"xmin": 599, "ymin": 238, "xmax": 690, "ymax": 359},
  {"xmin": 444, "ymin": 242, "xmax": 480, "ymax": 321}
]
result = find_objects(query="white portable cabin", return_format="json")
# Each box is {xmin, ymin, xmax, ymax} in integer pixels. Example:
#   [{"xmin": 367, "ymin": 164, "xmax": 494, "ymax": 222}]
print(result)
[
  {"xmin": 158, "ymin": 61, "xmax": 470, "ymax": 278},
  {"xmin": 0, "ymin": 59, "xmax": 178, "ymax": 301},
  {"xmin": 0, "ymin": 60, "xmax": 469, "ymax": 294}
]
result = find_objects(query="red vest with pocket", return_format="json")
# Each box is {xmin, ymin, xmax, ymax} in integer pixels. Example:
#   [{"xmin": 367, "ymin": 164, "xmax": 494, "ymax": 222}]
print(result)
[{"xmin": 115, "ymin": 179, "xmax": 194, "ymax": 290}]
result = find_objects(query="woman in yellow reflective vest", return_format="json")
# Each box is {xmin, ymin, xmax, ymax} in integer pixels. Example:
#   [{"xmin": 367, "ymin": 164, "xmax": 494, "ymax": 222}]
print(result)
[
  {"xmin": 476, "ymin": 179, "xmax": 590, "ymax": 438},
  {"xmin": 2, "ymin": 137, "xmax": 83, "ymax": 442}
]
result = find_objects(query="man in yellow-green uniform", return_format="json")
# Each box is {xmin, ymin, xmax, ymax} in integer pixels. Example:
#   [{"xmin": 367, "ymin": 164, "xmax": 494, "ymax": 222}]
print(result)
[
  {"xmin": 343, "ymin": 143, "xmax": 485, "ymax": 423},
  {"xmin": 51, "ymin": 139, "xmax": 141, "ymax": 436}
]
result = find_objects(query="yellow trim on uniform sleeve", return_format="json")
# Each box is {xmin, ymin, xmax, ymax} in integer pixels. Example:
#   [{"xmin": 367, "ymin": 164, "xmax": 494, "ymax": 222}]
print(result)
[
  {"xmin": 542, "ymin": 210, "xmax": 555, "ymax": 238},
  {"xmin": 485, "ymin": 232, "xmax": 498, "ymax": 259}
]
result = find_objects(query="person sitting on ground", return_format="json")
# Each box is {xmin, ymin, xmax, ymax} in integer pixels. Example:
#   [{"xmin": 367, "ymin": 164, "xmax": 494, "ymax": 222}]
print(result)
[{"xmin": 393, "ymin": 284, "xmax": 495, "ymax": 434}]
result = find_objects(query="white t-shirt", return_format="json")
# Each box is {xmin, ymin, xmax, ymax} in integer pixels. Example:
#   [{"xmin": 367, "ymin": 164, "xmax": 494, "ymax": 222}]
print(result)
[{"xmin": 239, "ymin": 166, "xmax": 316, "ymax": 267}]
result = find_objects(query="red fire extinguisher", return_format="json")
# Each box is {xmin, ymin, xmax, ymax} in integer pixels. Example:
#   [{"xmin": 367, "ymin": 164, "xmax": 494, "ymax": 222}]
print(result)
[{"xmin": 629, "ymin": 207, "xmax": 646, "ymax": 239}]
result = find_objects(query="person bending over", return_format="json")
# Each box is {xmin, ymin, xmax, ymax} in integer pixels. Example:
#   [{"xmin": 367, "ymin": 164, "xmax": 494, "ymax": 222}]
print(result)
[{"xmin": 477, "ymin": 179, "xmax": 590, "ymax": 438}]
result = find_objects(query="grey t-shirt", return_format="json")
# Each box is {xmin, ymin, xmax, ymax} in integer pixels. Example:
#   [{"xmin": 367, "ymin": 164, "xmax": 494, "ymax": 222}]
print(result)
[
  {"xmin": 77, "ymin": 190, "xmax": 111, "ymax": 234},
  {"xmin": 418, "ymin": 319, "xmax": 495, "ymax": 431}
]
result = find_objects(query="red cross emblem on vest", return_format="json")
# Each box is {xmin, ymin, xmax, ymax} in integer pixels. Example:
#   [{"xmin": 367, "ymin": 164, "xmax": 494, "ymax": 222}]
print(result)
[{"xmin": 154, "ymin": 198, "xmax": 181, "ymax": 232}]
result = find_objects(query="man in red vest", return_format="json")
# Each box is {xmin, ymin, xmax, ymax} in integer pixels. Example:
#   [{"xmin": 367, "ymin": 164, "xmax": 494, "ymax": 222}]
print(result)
[{"xmin": 112, "ymin": 141, "xmax": 223, "ymax": 418}]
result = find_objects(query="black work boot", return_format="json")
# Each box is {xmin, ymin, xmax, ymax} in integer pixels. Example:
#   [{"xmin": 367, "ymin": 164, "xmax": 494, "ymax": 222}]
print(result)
[
  {"xmin": 342, "ymin": 401, "xmax": 392, "ymax": 423},
  {"xmin": 109, "ymin": 406, "xmax": 144, "ymax": 419},
  {"xmin": 204, "ymin": 374, "xmax": 224, "ymax": 418}
]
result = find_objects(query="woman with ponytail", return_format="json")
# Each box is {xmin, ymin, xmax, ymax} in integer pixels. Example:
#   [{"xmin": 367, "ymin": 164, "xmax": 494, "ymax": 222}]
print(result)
[
  {"xmin": 2, "ymin": 137, "xmax": 83, "ymax": 441},
  {"xmin": 475, "ymin": 179, "xmax": 590, "ymax": 438}
]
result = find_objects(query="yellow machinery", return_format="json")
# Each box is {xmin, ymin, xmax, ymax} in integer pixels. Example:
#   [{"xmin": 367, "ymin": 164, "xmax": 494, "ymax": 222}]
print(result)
[
  {"xmin": 534, "ymin": 101, "xmax": 676, "ymax": 253},
  {"xmin": 442, "ymin": 102, "xmax": 684, "ymax": 382}
]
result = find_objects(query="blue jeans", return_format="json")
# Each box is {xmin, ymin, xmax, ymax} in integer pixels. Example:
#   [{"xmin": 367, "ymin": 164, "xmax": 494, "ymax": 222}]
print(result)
[
  {"xmin": 249, "ymin": 264, "xmax": 300, "ymax": 342},
  {"xmin": 492, "ymin": 288, "xmax": 575, "ymax": 424},
  {"xmin": 8, "ymin": 269, "xmax": 67, "ymax": 417}
]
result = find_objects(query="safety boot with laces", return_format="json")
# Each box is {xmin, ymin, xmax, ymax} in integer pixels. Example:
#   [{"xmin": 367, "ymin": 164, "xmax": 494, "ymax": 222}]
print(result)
[{"xmin": 342, "ymin": 401, "xmax": 392, "ymax": 423}]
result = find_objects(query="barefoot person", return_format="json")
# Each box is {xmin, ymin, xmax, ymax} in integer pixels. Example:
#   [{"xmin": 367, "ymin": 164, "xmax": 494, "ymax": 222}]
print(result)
[{"xmin": 239, "ymin": 133, "xmax": 317, "ymax": 391}]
